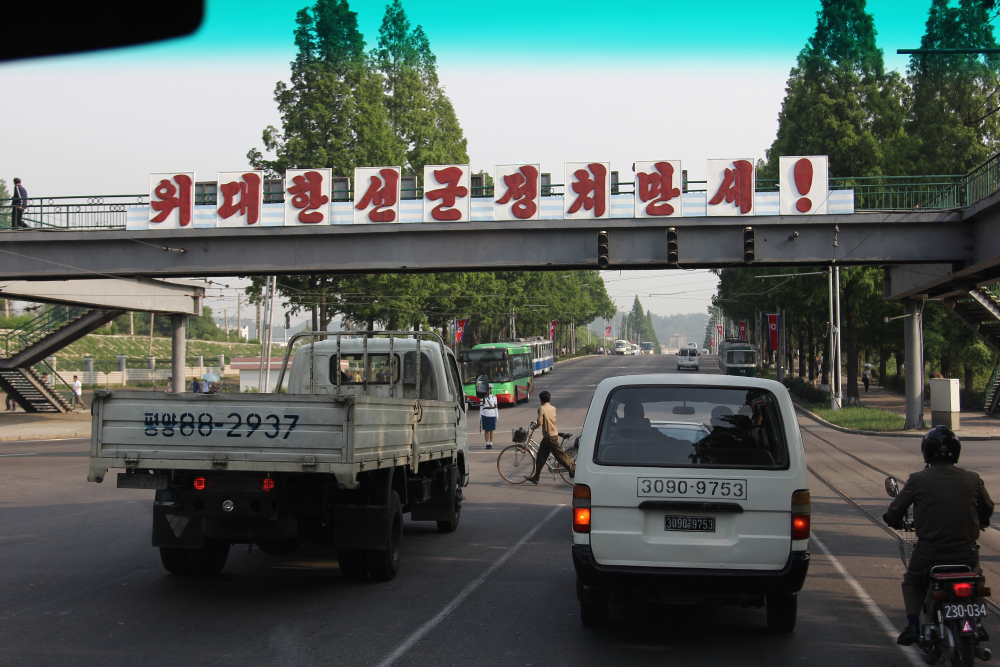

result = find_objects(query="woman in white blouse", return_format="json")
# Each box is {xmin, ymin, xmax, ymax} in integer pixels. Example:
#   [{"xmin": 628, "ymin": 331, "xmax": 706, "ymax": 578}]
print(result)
[{"xmin": 480, "ymin": 382, "xmax": 499, "ymax": 450}]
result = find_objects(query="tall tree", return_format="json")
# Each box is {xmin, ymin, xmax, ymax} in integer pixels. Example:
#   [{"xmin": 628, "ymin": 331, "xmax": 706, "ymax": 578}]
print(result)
[
  {"xmin": 904, "ymin": 0, "xmax": 1000, "ymax": 175},
  {"xmin": 760, "ymin": 0, "xmax": 906, "ymax": 179}
]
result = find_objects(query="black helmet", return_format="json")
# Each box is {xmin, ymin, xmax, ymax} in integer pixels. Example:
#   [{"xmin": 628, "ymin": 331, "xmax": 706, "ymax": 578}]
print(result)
[
  {"xmin": 475, "ymin": 375, "xmax": 491, "ymax": 399},
  {"xmin": 921, "ymin": 425, "xmax": 961, "ymax": 464}
]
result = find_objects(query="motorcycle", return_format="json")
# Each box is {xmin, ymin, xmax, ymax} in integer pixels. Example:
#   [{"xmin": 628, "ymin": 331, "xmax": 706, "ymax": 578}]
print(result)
[{"xmin": 885, "ymin": 476, "xmax": 992, "ymax": 666}]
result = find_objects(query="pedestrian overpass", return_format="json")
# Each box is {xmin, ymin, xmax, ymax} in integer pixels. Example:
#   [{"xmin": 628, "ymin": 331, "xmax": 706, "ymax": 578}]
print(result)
[{"xmin": 3, "ymin": 155, "xmax": 1000, "ymax": 426}]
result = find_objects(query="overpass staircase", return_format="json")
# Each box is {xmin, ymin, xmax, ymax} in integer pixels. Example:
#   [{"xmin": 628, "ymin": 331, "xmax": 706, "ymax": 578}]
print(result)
[
  {"xmin": 0, "ymin": 305, "xmax": 123, "ymax": 412},
  {"xmin": 943, "ymin": 286, "xmax": 1000, "ymax": 415}
]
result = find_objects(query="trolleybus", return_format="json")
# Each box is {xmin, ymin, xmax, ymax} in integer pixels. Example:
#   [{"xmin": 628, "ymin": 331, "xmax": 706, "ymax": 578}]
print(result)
[
  {"xmin": 459, "ymin": 343, "xmax": 534, "ymax": 406},
  {"xmin": 718, "ymin": 340, "xmax": 759, "ymax": 377},
  {"xmin": 640, "ymin": 342, "xmax": 654, "ymax": 355}
]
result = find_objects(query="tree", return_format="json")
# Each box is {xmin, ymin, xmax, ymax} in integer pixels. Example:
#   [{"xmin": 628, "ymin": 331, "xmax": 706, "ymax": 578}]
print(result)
[
  {"xmin": 759, "ymin": 0, "xmax": 906, "ymax": 179},
  {"xmin": 903, "ymin": 0, "xmax": 1000, "ymax": 175}
]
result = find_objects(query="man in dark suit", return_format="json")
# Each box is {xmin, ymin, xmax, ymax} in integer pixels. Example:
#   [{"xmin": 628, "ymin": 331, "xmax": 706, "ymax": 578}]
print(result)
[{"xmin": 10, "ymin": 178, "xmax": 27, "ymax": 228}]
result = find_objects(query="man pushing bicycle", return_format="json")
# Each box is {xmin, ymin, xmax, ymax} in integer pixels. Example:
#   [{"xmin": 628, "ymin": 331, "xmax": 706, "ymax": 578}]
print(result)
[{"xmin": 524, "ymin": 391, "xmax": 575, "ymax": 484}]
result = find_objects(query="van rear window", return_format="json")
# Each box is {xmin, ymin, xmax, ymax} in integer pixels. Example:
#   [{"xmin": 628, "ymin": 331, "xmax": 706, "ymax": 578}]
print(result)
[{"xmin": 595, "ymin": 386, "xmax": 789, "ymax": 470}]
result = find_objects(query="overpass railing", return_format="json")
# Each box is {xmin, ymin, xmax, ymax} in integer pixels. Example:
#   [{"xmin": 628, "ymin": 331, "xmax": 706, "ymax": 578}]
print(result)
[{"xmin": 0, "ymin": 194, "xmax": 145, "ymax": 231}]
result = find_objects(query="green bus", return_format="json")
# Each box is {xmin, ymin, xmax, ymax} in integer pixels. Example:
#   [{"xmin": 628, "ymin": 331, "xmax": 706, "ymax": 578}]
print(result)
[
  {"xmin": 459, "ymin": 343, "xmax": 534, "ymax": 406},
  {"xmin": 718, "ymin": 340, "xmax": 759, "ymax": 377}
]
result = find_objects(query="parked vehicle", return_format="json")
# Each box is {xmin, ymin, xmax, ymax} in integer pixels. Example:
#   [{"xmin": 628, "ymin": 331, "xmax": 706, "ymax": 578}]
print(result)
[
  {"xmin": 719, "ymin": 340, "xmax": 759, "ymax": 377},
  {"xmin": 571, "ymin": 374, "xmax": 810, "ymax": 631},
  {"xmin": 677, "ymin": 344, "xmax": 699, "ymax": 371},
  {"xmin": 885, "ymin": 476, "xmax": 992, "ymax": 665},
  {"xmin": 460, "ymin": 342, "xmax": 534, "ymax": 406},
  {"xmin": 88, "ymin": 331, "xmax": 469, "ymax": 579}
]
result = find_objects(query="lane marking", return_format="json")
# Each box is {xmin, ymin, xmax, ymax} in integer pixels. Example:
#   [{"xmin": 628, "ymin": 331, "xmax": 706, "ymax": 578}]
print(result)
[
  {"xmin": 812, "ymin": 532, "xmax": 923, "ymax": 667},
  {"xmin": 373, "ymin": 505, "xmax": 563, "ymax": 667},
  {"xmin": 0, "ymin": 452, "xmax": 37, "ymax": 457}
]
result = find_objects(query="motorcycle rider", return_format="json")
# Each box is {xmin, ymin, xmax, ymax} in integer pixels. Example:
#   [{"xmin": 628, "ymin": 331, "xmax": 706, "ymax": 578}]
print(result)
[{"xmin": 884, "ymin": 425, "xmax": 994, "ymax": 646}]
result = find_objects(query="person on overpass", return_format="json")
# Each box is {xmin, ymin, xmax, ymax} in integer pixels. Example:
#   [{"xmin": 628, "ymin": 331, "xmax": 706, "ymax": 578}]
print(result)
[
  {"xmin": 524, "ymin": 390, "xmax": 574, "ymax": 484},
  {"xmin": 884, "ymin": 426, "xmax": 994, "ymax": 646},
  {"xmin": 10, "ymin": 177, "xmax": 27, "ymax": 229}
]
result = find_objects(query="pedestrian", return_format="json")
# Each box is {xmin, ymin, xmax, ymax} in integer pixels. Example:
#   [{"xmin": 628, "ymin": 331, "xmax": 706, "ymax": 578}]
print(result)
[
  {"xmin": 191, "ymin": 377, "xmax": 201, "ymax": 394},
  {"xmin": 862, "ymin": 367, "xmax": 872, "ymax": 393},
  {"xmin": 524, "ymin": 390, "xmax": 575, "ymax": 484},
  {"xmin": 480, "ymin": 382, "xmax": 498, "ymax": 450},
  {"xmin": 42, "ymin": 372, "xmax": 51, "ymax": 387},
  {"xmin": 71, "ymin": 375, "xmax": 84, "ymax": 410},
  {"xmin": 10, "ymin": 177, "xmax": 27, "ymax": 228},
  {"xmin": 166, "ymin": 376, "xmax": 173, "ymax": 393},
  {"xmin": 202, "ymin": 378, "xmax": 212, "ymax": 394},
  {"xmin": 5, "ymin": 391, "xmax": 16, "ymax": 411}
]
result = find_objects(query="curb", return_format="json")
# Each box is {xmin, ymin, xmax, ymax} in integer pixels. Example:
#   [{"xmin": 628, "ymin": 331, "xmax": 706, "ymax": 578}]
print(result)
[
  {"xmin": 0, "ymin": 431, "xmax": 90, "ymax": 442},
  {"xmin": 553, "ymin": 355, "xmax": 593, "ymax": 366},
  {"xmin": 793, "ymin": 404, "xmax": 1000, "ymax": 441}
]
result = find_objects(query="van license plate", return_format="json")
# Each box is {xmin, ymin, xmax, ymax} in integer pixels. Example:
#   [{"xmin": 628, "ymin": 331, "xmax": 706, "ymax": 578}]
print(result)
[
  {"xmin": 117, "ymin": 473, "xmax": 168, "ymax": 490},
  {"xmin": 664, "ymin": 515, "xmax": 716, "ymax": 532},
  {"xmin": 944, "ymin": 603, "xmax": 987, "ymax": 619}
]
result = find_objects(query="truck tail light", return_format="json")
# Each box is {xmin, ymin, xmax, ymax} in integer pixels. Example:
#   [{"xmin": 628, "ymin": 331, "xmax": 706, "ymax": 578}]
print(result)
[
  {"xmin": 193, "ymin": 476, "xmax": 206, "ymax": 491},
  {"xmin": 573, "ymin": 508, "xmax": 591, "ymax": 534},
  {"xmin": 791, "ymin": 490, "xmax": 810, "ymax": 540},
  {"xmin": 263, "ymin": 478, "xmax": 275, "ymax": 492},
  {"xmin": 573, "ymin": 484, "xmax": 591, "ymax": 508},
  {"xmin": 953, "ymin": 582, "xmax": 974, "ymax": 598}
]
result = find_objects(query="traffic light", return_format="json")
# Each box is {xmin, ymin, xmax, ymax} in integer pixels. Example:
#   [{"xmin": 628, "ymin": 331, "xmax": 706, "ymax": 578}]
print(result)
[
  {"xmin": 597, "ymin": 230, "xmax": 609, "ymax": 268},
  {"xmin": 285, "ymin": 312, "xmax": 291, "ymax": 329},
  {"xmin": 666, "ymin": 227, "xmax": 678, "ymax": 264},
  {"xmin": 743, "ymin": 226, "xmax": 755, "ymax": 263}
]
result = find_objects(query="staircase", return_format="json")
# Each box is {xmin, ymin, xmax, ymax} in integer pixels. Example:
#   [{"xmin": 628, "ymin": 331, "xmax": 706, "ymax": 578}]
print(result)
[
  {"xmin": 944, "ymin": 286, "xmax": 1000, "ymax": 415},
  {"xmin": 1, "ymin": 305, "xmax": 123, "ymax": 412}
]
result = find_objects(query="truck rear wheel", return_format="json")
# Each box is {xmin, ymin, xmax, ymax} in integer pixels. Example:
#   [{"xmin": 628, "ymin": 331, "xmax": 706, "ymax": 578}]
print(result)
[
  {"xmin": 159, "ymin": 547, "xmax": 193, "ymax": 575},
  {"xmin": 338, "ymin": 549, "xmax": 369, "ymax": 580},
  {"xmin": 368, "ymin": 491, "xmax": 403, "ymax": 581},
  {"xmin": 189, "ymin": 537, "xmax": 230, "ymax": 576},
  {"xmin": 437, "ymin": 469, "xmax": 462, "ymax": 533}
]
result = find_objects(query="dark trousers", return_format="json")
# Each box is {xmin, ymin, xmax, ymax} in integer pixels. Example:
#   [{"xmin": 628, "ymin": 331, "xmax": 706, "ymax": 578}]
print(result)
[
  {"xmin": 863, "ymin": 377, "xmax": 870, "ymax": 392},
  {"xmin": 11, "ymin": 206, "xmax": 25, "ymax": 228},
  {"xmin": 902, "ymin": 544, "xmax": 980, "ymax": 616},
  {"xmin": 531, "ymin": 436, "xmax": 574, "ymax": 479}
]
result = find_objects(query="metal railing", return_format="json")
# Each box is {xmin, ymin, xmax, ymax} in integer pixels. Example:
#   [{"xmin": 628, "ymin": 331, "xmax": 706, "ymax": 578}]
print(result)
[
  {"xmin": 3, "ymin": 305, "xmax": 88, "ymax": 358},
  {"xmin": 0, "ymin": 194, "xmax": 146, "ymax": 231},
  {"xmin": 32, "ymin": 358, "xmax": 75, "ymax": 406}
]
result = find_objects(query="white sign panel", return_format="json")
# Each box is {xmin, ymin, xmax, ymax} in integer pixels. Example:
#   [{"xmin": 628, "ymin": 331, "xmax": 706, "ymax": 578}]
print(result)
[
  {"xmin": 634, "ymin": 161, "xmax": 683, "ymax": 218},
  {"xmin": 284, "ymin": 168, "xmax": 331, "ymax": 226},
  {"xmin": 706, "ymin": 159, "xmax": 755, "ymax": 216},
  {"xmin": 423, "ymin": 164, "xmax": 470, "ymax": 222},
  {"xmin": 217, "ymin": 171, "xmax": 264, "ymax": 227},
  {"xmin": 354, "ymin": 167, "xmax": 401, "ymax": 224},
  {"xmin": 779, "ymin": 155, "xmax": 829, "ymax": 215},
  {"xmin": 564, "ymin": 162, "xmax": 611, "ymax": 219},
  {"xmin": 149, "ymin": 172, "xmax": 194, "ymax": 229},
  {"xmin": 494, "ymin": 164, "xmax": 541, "ymax": 221}
]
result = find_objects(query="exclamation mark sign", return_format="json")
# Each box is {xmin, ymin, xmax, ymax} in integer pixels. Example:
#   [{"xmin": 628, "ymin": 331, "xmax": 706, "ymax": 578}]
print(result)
[{"xmin": 794, "ymin": 158, "xmax": 813, "ymax": 212}]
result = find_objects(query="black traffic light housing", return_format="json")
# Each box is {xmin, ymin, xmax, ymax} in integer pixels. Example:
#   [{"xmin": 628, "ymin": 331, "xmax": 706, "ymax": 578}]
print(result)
[
  {"xmin": 597, "ymin": 230, "xmax": 610, "ymax": 268},
  {"xmin": 743, "ymin": 226, "xmax": 755, "ymax": 263},
  {"xmin": 666, "ymin": 227, "xmax": 678, "ymax": 264}
]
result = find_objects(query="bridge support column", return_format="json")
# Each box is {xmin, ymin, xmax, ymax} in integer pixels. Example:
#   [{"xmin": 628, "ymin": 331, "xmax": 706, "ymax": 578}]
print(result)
[
  {"xmin": 904, "ymin": 299, "xmax": 925, "ymax": 430},
  {"xmin": 171, "ymin": 314, "xmax": 187, "ymax": 394}
]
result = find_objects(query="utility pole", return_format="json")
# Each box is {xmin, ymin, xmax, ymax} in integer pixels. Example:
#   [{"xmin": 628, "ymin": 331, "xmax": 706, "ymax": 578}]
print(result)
[
  {"xmin": 148, "ymin": 313, "xmax": 155, "ymax": 356},
  {"xmin": 833, "ymin": 265, "xmax": 843, "ymax": 409},
  {"xmin": 237, "ymin": 296, "xmax": 242, "ymax": 342},
  {"xmin": 828, "ymin": 268, "xmax": 838, "ymax": 409},
  {"xmin": 224, "ymin": 308, "xmax": 229, "ymax": 341},
  {"xmin": 130, "ymin": 311, "xmax": 134, "ymax": 336}
]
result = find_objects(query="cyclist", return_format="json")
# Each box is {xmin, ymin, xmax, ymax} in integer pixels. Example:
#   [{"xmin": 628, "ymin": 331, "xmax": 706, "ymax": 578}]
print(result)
[
  {"xmin": 883, "ymin": 426, "xmax": 994, "ymax": 646},
  {"xmin": 524, "ymin": 391, "xmax": 574, "ymax": 484}
]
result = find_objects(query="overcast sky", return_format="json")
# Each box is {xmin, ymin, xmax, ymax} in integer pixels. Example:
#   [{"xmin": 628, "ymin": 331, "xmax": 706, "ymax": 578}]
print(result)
[{"xmin": 0, "ymin": 0, "xmax": 933, "ymax": 324}]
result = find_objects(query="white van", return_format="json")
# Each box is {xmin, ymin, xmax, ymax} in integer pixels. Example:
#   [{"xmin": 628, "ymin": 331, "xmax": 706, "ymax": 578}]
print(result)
[
  {"xmin": 571, "ymin": 374, "xmax": 810, "ymax": 632},
  {"xmin": 677, "ymin": 345, "xmax": 699, "ymax": 371}
]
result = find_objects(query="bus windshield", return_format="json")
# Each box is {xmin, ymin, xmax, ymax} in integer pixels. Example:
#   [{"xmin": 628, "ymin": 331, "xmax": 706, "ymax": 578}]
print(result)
[
  {"xmin": 460, "ymin": 349, "xmax": 511, "ymax": 384},
  {"xmin": 727, "ymin": 350, "xmax": 755, "ymax": 365}
]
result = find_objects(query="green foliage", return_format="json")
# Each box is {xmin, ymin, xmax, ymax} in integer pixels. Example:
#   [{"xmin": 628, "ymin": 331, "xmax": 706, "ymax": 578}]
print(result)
[
  {"xmin": 810, "ymin": 405, "xmax": 906, "ymax": 431},
  {"xmin": 782, "ymin": 375, "xmax": 830, "ymax": 404}
]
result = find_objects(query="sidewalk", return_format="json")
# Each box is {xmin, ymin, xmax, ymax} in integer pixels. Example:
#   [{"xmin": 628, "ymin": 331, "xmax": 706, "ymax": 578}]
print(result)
[
  {"xmin": 0, "ymin": 411, "xmax": 91, "ymax": 441},
  {"xmin": 850, "ymin": 383, "xmax": 1000, "ymax": 439}
]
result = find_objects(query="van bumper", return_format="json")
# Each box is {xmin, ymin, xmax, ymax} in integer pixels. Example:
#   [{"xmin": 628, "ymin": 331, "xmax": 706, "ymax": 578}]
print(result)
[{"xmin": 572, "ymin": 545, "xmax": 809, "ymax": 594}]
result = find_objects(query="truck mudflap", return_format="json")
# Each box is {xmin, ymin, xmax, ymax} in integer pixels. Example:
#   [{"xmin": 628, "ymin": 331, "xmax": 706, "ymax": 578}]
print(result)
[
  {"xmin": 333, "ymin": 504, "xmax": 391, "ymax": 550},
  {"xmin": 152, "ymin": 497, "xmax": 203, "ymax": 549}
]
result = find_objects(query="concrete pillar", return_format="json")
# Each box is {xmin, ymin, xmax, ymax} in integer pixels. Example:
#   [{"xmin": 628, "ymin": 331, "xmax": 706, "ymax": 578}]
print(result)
[
  {"xmin": 117, "ymin": 354, "xmax": 127, "ymax": 372},
  {"xmin": 217, "ymin": 354, "xmax": 225, "ymax": 369},
  {"xmin": 904, "ymin": 299, "xmax": 925, "ymax": 430},
  {"xmin": 147, "ymin": 356, "xmax": 156, "ymax": 370},
  {"xmin": 194, "ymin": 355, "xmax": 203, "ymax": 369},
  {"xmin": 47, "ymin": 356, "xmax": 56, "ymax": 371},
  {"xmin": 171, "ymin": 314, "xmax": 187, "ymax": 394},
  {"xmin": 84, "ymin": 355, "xmax": 94, "ymax": 387}
]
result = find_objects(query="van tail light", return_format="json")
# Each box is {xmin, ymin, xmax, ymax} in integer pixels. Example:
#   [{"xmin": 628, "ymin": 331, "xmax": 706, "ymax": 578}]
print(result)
[
  {"xmin": 791, "ymin": 490, "xmax": 810, "ymax": 540},
  {"xmin": 193, "ymin": 476, "xmax": 206, "ymax": 491},
  {"xmin": 953, "ymin": 582, "xmax": 975, "ymax": 598},
  {"xmin": 573, "ymin": 508, "xmax": 591, "ymax": 534}
]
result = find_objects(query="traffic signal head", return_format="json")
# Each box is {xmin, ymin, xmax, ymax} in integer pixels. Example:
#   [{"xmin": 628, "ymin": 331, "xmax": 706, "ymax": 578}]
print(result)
[
  {"xmin": 597, "ymin": 231, "xmax": 609, "ymax": 268},
  {"xmin": 743, "ymin": 226, "xmax": 755, "ymax": 263},
  {"xmin": 666, "ymin": 227, "xmax": 678, "ymax": 264},
  {"xmin": 285, "ymin": 312, "xmax": 291, "ymax": 329}
]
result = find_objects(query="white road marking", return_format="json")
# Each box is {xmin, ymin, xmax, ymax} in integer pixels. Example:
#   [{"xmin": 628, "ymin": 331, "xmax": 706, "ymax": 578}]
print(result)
[
  {"xmin": 0, "ymin": 452, "xmax": 37, "ymax": 457},
  {"xmin": 373, "ymin": 505, "xmax": 563, "ymax": 667},
  {"xmin": 812, "ymin": 532, "xmax": 923, "ymax": 667}
]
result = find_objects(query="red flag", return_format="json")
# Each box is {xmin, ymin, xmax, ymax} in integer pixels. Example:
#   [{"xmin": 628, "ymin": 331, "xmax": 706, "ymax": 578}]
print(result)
[
  {"xmin": 456, "ymin": 318, "xmax": 468, "ymax": 343},
  {"xmin": 605, "ymin": 326, "xmax": 611, "ymax": 336},
  {"xmin": 717, "ymin": 325, "xmax": 722, "ymax": 341},
  {"xmin": 738, "ymin": 321, "xmax": 746, "ymax": 341},
  {"xmin": 767, "ymin": 314, "xmax": 780, "ymax": 351},
  {"xmin": 549, "ymin": 321, "xmax": 558, "ymax": 340}
]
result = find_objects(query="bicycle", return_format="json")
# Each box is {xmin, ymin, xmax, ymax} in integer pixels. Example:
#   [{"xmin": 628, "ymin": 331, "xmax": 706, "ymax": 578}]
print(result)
[{"xmin": 497, "ymin": 426, "xmax": 578, "ymax": 486}]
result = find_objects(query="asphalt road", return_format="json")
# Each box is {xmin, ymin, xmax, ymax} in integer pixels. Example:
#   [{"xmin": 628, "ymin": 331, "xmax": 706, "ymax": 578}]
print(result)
[{"xmin": 2, "ymin": 353, "xmax": 998, "ymax": 666}]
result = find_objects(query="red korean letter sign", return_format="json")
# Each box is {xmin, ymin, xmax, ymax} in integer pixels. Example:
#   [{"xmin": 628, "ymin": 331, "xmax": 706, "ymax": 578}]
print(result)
[
  {"xmin": 564, "ymin": 162, "xmax": 610, "ymax": 219},
  {"xmin": 217, "ymin": 171, "xmax": 263, "ymax": 227},
  {"xmin": 494, "ymin": 164, "xmax": 540, "ymax": 221},
  {"xmin": 424, "ymin": 165, "xmax": 470, "ymax": 222},
  {"xmin": 149, "ymin": 172, "xmax": 194, "ymax": 228},
  {"xmin": 634, "ymin": 161, "xmax": 683, "ymax": 217},
  {"xmin": 707, "ymin": 159, "xmax": 755, "ymax": 216},
  {"xmin": 354, "ymin": 167, "xmax": 401, "ymax": 223},
  {"xmin": 779, "ymin": 155, "xmax": 829, "ymax": 215},
  {"xmin": 284, "ymin": 168, "xmax": 331, "ymax": 225}
]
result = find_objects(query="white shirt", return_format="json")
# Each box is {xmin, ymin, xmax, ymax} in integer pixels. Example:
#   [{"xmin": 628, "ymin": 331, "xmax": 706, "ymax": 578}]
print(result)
[
  {"xmin": 72, "ymin": 380, "xmax": 82, "ymax": 396},
  {"xmin": 480, "ymin": 394, "xmax": 498, "ymax": 418}
]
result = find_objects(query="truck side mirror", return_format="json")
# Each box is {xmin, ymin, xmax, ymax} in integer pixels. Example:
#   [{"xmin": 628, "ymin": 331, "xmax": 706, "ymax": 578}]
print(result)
[{"xmin": 884, "ymin": 476, "xmax": 899, "ymax": 498}]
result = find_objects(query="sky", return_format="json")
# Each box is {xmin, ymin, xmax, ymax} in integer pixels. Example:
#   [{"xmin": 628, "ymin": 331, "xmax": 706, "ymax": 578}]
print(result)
[{"xmin": 0, "ymin": 0, "xmax": 939, "ymax": 324}]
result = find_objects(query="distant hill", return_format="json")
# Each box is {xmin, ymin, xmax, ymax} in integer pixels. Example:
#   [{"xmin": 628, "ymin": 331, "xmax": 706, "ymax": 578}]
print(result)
[{"xmin": 649, "ymin": 312, "xmax": 709, "ymax": 347}]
